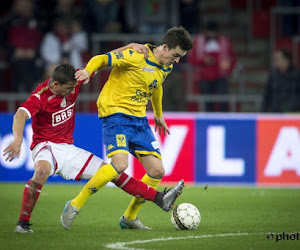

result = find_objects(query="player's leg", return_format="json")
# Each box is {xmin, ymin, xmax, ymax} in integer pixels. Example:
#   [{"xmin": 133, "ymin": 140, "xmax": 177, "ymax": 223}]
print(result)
[
  {"xmin": 114, "ymin": 172, "xmax": 184, "ymax": 211},
  {"xmin": 61, "ymin": 151, "xmax": 127, "ymax": 229},
  {"xmin": 121, "ymin": 155, "xmax": 164, "ymax": 227},
  {"xmin": 119, "ymin": 117, "xmax": 170, "ymax": 229},
  {"xmin": 70, "ymin": 153, "xmax": 126, "ymax": 211},
  {"xmin": 69, "ymin": 114, "xmax": 130, "ymax": 211},
  {"xmin": 15, "ymin": 160, "xmax": 51, "ymax": 233},
  {"xmin": 113, "ymin": 172, "xmax": 159, "ymax": 202},
  {"xmin": 61, "ymin": 151, "xmax": 183, "ymax": 229}
]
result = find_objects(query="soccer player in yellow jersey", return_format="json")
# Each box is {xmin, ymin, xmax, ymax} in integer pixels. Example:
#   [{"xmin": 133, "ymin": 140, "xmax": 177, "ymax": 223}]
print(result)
[{"xmin": 75, "ymin": 26, "xmax": 193, "ymax": 229}]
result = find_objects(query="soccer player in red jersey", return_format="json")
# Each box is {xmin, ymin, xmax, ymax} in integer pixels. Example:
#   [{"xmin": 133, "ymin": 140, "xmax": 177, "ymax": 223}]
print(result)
[{"xmin": 3, "ymin": 44, "xmax": 183, "ymax": 233}]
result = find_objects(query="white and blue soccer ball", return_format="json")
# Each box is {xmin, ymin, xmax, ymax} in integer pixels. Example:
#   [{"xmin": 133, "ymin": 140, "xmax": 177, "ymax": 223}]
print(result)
[{"xmin": 171, "ymin": 203, "xmax": 201, "ymax": 230}]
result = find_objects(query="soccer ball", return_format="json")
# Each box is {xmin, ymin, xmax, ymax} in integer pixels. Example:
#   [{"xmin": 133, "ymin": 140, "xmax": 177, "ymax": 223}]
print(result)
[{"xmin": 171, "ymin": 203, "xmax": 201, "ymax": 230}]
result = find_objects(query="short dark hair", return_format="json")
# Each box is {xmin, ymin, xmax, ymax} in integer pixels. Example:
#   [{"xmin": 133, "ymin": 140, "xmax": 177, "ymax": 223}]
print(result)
[
  {"xmin": 161, "ymin": 26, "xmax": 193, "ymax": 51},
  {"xmin": 52, "ymin": 64, "xmax": 76, "ymax": 84}
]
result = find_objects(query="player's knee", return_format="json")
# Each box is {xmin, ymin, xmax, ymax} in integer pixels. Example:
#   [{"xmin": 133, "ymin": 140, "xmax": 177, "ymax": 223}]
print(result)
[
  {"xmin": 149, "ymin": 168, "xmax": 165, "ymax": 179},
  {"xmin": 111, "ymin": 161, "xmax": 128, "ymax": 173},
  {"xmin": 33, "ymin": 169, "xmax": 49, "ymax": 183},
  {"xmin": 111, "ymin": 154, "xmax": 128, "ymax": 173},
  {"xmin": 33, "ymin": 162, "xmax": 51, "ymax": 183}
]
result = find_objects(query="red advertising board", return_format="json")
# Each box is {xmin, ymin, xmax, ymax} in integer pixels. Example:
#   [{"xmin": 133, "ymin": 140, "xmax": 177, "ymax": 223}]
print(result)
[
  {"xmin": 257, "ymin": 119, "xmax": 300, "ymax": 185},
  {"xmin": 132, "ymin": 117, "xmax": 195, "ymax": 183}
]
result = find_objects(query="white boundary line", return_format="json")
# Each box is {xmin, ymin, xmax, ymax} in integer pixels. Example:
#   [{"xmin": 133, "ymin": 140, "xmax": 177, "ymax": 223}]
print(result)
[{"xmin": 104, "ymin": 232, "xmax": 266, "ymax": 250}]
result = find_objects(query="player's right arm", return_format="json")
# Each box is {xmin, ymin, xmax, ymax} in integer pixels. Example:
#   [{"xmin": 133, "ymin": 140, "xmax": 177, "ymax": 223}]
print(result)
[
  {"xmin": 3, "ymin": 109, "xmax": 29, "ymax": 161},
  {"xmin": 75, "ymin": 43, "xmax": 147, "ymax": 83},
  {"xmin": 75, "ymin": 54, "xmax": 109, "ymax": 83}
]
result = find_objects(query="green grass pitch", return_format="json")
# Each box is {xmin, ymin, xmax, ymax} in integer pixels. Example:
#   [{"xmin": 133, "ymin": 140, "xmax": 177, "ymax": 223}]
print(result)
[{"xmin": 0, "ymin": 183, "xmax": 299, "ymax": 250}]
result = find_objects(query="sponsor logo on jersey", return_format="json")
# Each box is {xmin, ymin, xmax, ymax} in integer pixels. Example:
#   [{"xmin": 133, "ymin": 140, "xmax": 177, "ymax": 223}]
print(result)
[
  {"xmin": 116, "ymin": 134, "xmax": 126, "ymax": 147},
  {"xmin": 52, "ymin": 103, "xmax": 75, "ymax": 126},
  {"xmin": 142, "ymin": 67, "xmax": 154, "ymax": 73},
  {"xmin": 131, "ymin": 90, "xmax": 152, "ymax": 103},
  {"xmin": 107, "ymin": 144, "xmax": 115, "ymax": 150}
]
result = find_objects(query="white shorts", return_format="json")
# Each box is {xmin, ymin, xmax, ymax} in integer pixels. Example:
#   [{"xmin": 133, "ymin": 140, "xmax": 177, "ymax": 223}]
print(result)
[{"xmin": 32, "ymin": 141, "xmax": 105, "ymax": 181}]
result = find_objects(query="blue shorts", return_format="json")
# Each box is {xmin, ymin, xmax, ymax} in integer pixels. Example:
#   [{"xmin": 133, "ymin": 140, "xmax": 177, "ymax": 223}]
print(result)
[{"xmin": 102, "ymin": 113, "xmax": 161, "ymax": 160}]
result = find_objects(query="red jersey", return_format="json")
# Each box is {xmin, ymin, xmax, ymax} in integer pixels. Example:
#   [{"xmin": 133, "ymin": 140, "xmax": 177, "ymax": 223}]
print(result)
[{"xmin": 20, "ymin": 78, "xmax": 82, "ymax": 149}]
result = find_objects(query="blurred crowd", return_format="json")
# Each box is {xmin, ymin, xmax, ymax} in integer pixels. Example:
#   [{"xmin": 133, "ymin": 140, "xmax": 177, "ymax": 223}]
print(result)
[
  {"xmin": 0, "ymin": 0, "xmax": 202, "ymax": 93},
  {"xmin": 0, "ymin": 0, "xmax": 300, "ymax": 113}
]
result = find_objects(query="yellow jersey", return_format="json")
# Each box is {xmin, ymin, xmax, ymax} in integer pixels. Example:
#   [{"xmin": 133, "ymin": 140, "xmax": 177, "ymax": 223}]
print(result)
[{"xmin": 85, "ymin": 44, "xmax": 173, "ymax": 118}]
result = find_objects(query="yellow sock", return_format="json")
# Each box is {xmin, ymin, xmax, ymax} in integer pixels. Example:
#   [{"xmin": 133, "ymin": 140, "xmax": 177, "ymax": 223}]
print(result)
[
  {"xmin": 71, "ymin": 163, "xmax": 119, "ymax": 210},
  {"xmin": 123, "ymin": 173, "xmax": 161, "ymax": 220}
]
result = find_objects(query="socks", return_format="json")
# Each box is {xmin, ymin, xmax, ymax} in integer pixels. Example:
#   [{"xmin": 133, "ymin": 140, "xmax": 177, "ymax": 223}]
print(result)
[
  {"xmin": 18, "ymin": 180, "xmax": 43, "ymax": 222},
  {"xmin": 71, "ymin": 163, "xmax": 119, "ymax": 210},
  {"xmin": 123, "ymin": 173, "xmax": 161, "ymax": 220},
  {"xmin": 115, "ymin": 172, "xmax": 158, "ymax": 202}
]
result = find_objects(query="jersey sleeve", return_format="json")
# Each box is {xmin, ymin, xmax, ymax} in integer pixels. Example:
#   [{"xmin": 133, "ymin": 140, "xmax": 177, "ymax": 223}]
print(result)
[
  {"xmin": 151, "ymin": 85, "xmax": 163, "ymax": 117},
  {"xmin": 151, "ymin": 69, "xmax": 172, "ymax": 117},
  {"xmin": 20, "ymin": 92, "xmax": 44, "ymax": 118},
  {"xmin": 106, "ymin": 49, "xmax": 143, "ymax": 69}
]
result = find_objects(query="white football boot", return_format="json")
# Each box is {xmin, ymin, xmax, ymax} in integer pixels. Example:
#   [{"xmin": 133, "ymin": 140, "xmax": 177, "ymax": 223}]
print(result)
[{"xmin": 61, "ymin": 200, "xmax": 79, "ymax": 229}]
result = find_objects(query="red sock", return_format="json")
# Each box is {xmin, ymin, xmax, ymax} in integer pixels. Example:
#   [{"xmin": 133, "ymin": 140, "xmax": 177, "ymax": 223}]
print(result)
[
  {"xmin": 18, "ymin": 180, "xmax": 43, "ymax": 222},
  {"xmin": 115, "ymin": 173, "xmax": 157, "ymax": 201}
]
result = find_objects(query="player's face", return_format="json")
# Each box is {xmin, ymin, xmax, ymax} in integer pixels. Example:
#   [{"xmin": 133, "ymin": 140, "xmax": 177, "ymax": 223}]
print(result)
[
  {"xmin": 53, "ymin": 81, "xmax": 78, "ymax": 97},
  {"xmin": 161, "ymin": 45, "xmax": 187, "ymax": 67}
]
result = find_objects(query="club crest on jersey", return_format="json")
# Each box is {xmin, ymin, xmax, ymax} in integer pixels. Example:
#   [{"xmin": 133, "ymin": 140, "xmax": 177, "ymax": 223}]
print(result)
[
  {"xmin": 60, "ymin": 98, "xmax": 66, "ymax": 108},
  {"xmin": 142, "ymin": 67, "xmax": 154, "ymax": 73}
]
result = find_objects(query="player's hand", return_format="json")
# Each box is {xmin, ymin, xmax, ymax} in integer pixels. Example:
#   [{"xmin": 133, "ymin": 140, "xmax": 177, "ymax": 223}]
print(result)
[
  {"xmin": 130, "ymin": 43, "xmax": 149, "ymax": 59},
  {"xmin": 3, "ymin": 139, "xmax": 22, "ymax": 162},
  {"xmin": 75, "ymin": 70, "xmax": 90, "ymax": 84},
  {"xmin": 154, "ymin": 116, "xmax": 170, "ymax": 136}
]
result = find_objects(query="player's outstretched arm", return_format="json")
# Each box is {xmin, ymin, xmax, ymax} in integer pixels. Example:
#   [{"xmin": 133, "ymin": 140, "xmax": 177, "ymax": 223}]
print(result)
[
  {"xmin": 3, "ymin": 109, "xmax": 29, "ymax": 161},
  {"xmin": 76, "ymin": 43, "xmax": 149, "ymax": 84}
]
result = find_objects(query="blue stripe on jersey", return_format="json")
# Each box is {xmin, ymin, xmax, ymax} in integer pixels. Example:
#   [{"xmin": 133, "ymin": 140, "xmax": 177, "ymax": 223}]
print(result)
[
  {"xmin": 145, "ymin": 59, "xmax": 172, "ymax": 72},
  {"xmin": 106, "ymin": 53, "xmax": 112, "ymax": 66}
]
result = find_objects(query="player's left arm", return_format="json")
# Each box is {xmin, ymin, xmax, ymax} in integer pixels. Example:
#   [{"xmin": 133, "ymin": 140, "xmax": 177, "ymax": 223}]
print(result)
[{"xmin": 151, "ymin": 85, "xmax": 170, "ymax": 136}]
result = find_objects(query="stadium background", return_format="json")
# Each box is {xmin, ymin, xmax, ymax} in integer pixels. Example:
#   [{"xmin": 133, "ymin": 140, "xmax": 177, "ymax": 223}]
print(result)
[
  {"xmin": 0, "ymin": 0, "xmax": 300, "ymax": 186},
  {"xmin": 0, "ymin": 2, "xmax": 300, "ymax": 249}
]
